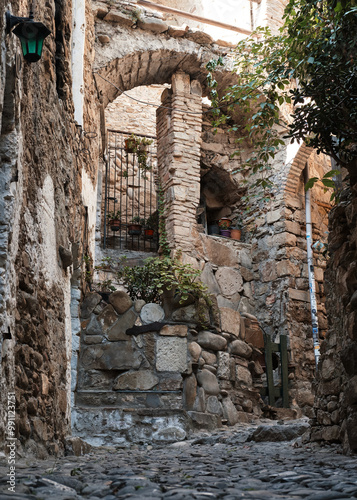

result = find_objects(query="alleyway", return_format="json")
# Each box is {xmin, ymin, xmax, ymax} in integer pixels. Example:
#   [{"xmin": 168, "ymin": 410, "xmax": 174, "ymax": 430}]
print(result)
[{"xmin": 1, "ymin": 421, "xmax": 356, "ymax": 500}]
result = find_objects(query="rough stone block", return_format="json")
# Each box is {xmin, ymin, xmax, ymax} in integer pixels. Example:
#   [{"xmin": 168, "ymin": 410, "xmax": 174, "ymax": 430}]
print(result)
[
  {"xmin": 197, "ymin": 331, "xmax": 227, "ymax": 351},
  {"xmin": 288, "ymin": 288, "xmax": 310, "ymax": 302},
  {"xmin": 85, "ymin": 314, "xmax": 103, "ymax": 335},
  {"xmin": 171, "ymin": 304, "xmax": 197, "ymax": 323},
  {"xmin": 260, "ymin": 261, "xmax": 277, "ymax": 282},
  {"xmin": 81, "ymin": 343, "xmax": 141, "ymax": 370},
  {"xmin": 230, "ymin": 339, "xmax": 253, "ymax": 359},
  {"xmin": 83, "ymin": 335, "xmax": 103, "ymax": 345},
  {"xmin": 113, "ymin": 370, "xmax": 159, "ymax": 391},
  {"xmin": 160, "ymin": 324, "xmax": 188, "ymax": 337},
  {"xmin": 200, "ymin": 262, "xmax": 221, "ymax": 295},
  {"xmin": 140, "ymin": 303, "xmax": 165, "ymax": 324},
  {"xmin": 137, "ymin": 16, "xmax": 168, "ymax": 33},
  {"xmin": 172, "ymin": 71, "xmax": 190, "ymax": 94},
  {"xmin": 285, "ymin": 220, "xmax": 301, "ymax": 235},
  {"xmin": 153, "ymin": 426, "xmax": 186, "ymax": 442},
  {"xmin": 200, "ymin": 235, "xmax": 238, "ymax": 267},
  {"xmin": 109, "ymin": 291, "xmax": 133, "ymax": 314},
  {"xmin": 81, "ymin": 293, "xmax": 102, "ymax": 319},
  {"xmin": 106, "ymin": 309, "xmax": 137, "ymax": 341},
  {"xmin": 201, "ymin": 350, "xmax": 217, "ymax": 365},
  {"xmin": 188, "ymin": 341, "xmax": 201, "ymax": 362},
  {"xmin": 277, "ymin": 260, "xmax": 300, "ymax": 277},
  {"xmin": 97, "ymin": 305, "xmax": 119, "ymax": 332},
  {"xmin": 183, "ymin": 374, "xmax": 197, "ymax": 410},
  {"xmin": 240, "ymin": 266, "xmax": 254, "ymax": 282},
  {"xmin": 196, "ymin": 368, "xmax": 220, "ymax": 395},
  {"xmin": 238, "ymin": 297, "xmax": 255, "ymax": 316},
  {"xmin": 156, "ymin": 336, "xmax": 187, "ymax": 372},
  {"xmin": 190, "ymin": 80, "xmax": 202, "ymax": 96},
  {"xmin": 222, "ymin": 397, "xmax": 239, "ymax": 425},
  {"xmin": 245, "ymin": 321, "xmax": 264, "ymax": 348},
  {"xmin": 236, "ymin": 365, "xmax": 253, "ymax": 387},
  {"xmin": 215, "ymin": 267, "xmax": 244, "ymax": 296},
  {"xmin": 103, "ymin": 10, "xmax": 134, "ymax": 26},
  {"xmin": 217, "ymin": 352, "xmax": 230, "ymax": 380},
  {"xmin": 266, "ymin": 209, "xmax": 282, "ymax": 224},
  {"xmin": 206, "ymin": 396, "xmax": 223, "ymax": 415},
  {"xmin": 220, "ymin": 307, "xmax": 241, "ymax": 337},
  {"xmin": 98, "ymin": 34, "xmax": 110, "ymax": 44},
  {"xmin": 185, "ymin": 29, "xmax": 214, "ymax": 44},
  {"xmin": 187, "ymin": 411, "xmax": 221, "ymax": 430},
  {"xmin": 65, "ymin": 437, "xmax": 91, "ymax": 456},
  {"xmin": 271, "ymin": 232, "xmax": 297, "ymax": 247},
  {"xmin": 167, "ymin": 25, "xmax": 189, "ymax": 37}
]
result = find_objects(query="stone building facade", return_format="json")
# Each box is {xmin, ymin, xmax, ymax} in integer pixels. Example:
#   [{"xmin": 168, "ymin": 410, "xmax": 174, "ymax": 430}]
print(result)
[{"xmin": 0, "ymin": 0, "xmax": 355, "ymax": 456}]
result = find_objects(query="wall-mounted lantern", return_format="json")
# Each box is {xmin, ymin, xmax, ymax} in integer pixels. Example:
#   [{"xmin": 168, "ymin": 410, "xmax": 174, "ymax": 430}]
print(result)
[{"xmin": 6, "ymin": 9, "xmax": 51, "ymax": 63}]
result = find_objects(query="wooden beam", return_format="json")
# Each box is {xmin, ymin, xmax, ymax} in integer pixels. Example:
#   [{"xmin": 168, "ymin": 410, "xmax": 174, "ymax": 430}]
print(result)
[{"xmin": 136, "ymin": 0, "xmax": 253, "ymax": 36}]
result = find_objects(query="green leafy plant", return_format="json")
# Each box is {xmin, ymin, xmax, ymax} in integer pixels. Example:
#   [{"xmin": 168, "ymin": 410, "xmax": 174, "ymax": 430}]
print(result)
[
  {"xmin": 117, "ymin": 256, "xmax": 210, "ymax": 307},
  {"xmin": 94, "ymin": 256, "xmax": 114, "ymax": 270},
  {"xmin": 219, "ymin": 220, "xmax": 231, "ymax": 230},
  {"xmin": 144, "ymin": 211, "xmax": 159, "ymax": 230},
  {"xmin": 83, "ymin": 254, "xmax": 93, "ymax": 285},
  {"xmin": 107, "ymin": 210, "xmax": 121, "ymax": 222},
  {"xmin": 125, "ymin": 134, "xmax": 153, "ymax": 174},
  {"xmin": 128, "ymin": 7, "xmax": 142, "ymax": 23},
  {"xmin": 157, "ymin": 181, "xmax": 170, "ymax": 256},
  {"xmin": 97, "ymin": 279, "xmax": 116, "ymax": 293},
  {"xmin": 130, "ymin": 216, "xmax": 145, "ymax": 226},
  {"xmin": 206, "ymin": 0, "xmax": 357, "ymax": 204}
]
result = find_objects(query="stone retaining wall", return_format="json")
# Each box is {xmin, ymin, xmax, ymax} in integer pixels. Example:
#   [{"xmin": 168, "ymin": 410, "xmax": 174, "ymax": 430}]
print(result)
[{"xmin": 74, "ymin": 283, "xmax": 265, "ymax": 445}]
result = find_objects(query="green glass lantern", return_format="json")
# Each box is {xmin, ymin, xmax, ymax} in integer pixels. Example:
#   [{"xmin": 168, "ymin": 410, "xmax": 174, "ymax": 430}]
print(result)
[{"xmin": 6, "ymin": 11, "xmax": 51, "ymax": 63}]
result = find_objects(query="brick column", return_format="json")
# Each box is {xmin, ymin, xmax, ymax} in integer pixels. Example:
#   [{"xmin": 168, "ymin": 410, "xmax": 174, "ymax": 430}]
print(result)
[{"xmin": 156, "ymin": 71, "xmax": 202, "ymax": 254}]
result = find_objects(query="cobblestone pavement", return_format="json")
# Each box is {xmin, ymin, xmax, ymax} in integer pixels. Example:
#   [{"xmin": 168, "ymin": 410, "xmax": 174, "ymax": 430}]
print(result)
[{"xmin": 1, "ymin": 422, "xmax": 357, "ymax": 500}]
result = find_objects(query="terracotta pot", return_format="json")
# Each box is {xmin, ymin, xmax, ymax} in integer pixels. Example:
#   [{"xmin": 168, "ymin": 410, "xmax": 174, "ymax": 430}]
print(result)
[
  {"xmin": 124, "ymin": 138, "xmax": 135, "ymax": 153},
  {"xmin": 144, "ymin": 228, "xmax": 154, "ymax": 239},
  {"xmin": 230, "ymin": 228, "xmax": 242, "ymax": 240},
  {"xmin": 219, "ymin": 229, "xmax": 231, "ymax": 238},
  {"xmin": 218, "ymin": 217, "xmax": 232, "ymax": 228},
  {"xmin": 128, "ymin": 223, "xmax": 142, "ymax": 235},
  {"xmin": 109, "ymin": 219, "xmax": 121, "ymax": 231}
]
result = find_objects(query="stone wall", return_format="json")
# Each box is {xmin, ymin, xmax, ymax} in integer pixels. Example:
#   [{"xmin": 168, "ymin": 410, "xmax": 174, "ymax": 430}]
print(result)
[
  {"xmin": 198, "ymin": 110, "xmax": 332, "ymax": 415},
  {"xmin": 0, "ymin": 0, "xmax": 99, "ymax": 456},
  {"xmin": 73, "ymin": 274, "xmax": 265, "ymax": 445},
  {"xmin": 311, "ymin": 160, "xmax": 357, "ymax": 453}
]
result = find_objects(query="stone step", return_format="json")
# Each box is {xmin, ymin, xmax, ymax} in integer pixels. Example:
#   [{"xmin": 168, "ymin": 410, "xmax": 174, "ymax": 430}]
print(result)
[
  {"xmin": 72, "ymin": 405, "xmax": 189, "ymax": 447},
  {"xmin": 75, "ymin": 390, "xmax": 183, "ymax": 409}
]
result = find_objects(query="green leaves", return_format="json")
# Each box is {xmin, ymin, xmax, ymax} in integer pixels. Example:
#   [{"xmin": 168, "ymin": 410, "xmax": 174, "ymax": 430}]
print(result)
[
  {"xmin": 305, "ymin": 177, "xmax": 319, "ymax": 191},
  {"xmin": 116, "ymin": 257, "xmax": 209, "ymax": 306},
  {"xmin": 205, "ymin": 0, "xmax": 356, "ymax": 211}
]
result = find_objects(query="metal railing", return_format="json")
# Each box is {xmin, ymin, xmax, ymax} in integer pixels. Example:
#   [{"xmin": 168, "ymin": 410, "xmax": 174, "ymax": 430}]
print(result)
[{"xmin": 103, "ymin": 129, "xmax": 158, "ymax": 252}]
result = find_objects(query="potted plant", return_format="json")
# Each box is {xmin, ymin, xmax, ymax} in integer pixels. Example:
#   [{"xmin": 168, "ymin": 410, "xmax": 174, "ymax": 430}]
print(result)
[
  {"xmin": 230, "ymin": 213, "xmax": 243, "ymax": 240},
  {"xmin": 219, "ymin": 220, "xmax": 231, "ymax": 237},
  {"xmin": 124, "ymin": 134, "xmax": 153, "ymax": 175},
  {"xmin": 218, "ymin": 217, "xmax": 232, "ymax": 228},
  {"xmin": 144, "ymin": 211, "xmax": 158, "ymax": 239},
  {"xmin": 128, "ymin": 216, "xmax": 145, "ymax": 235},
  {"xmin": 107, "ymin": 210, "xmax": 121, "ymax": 231}
]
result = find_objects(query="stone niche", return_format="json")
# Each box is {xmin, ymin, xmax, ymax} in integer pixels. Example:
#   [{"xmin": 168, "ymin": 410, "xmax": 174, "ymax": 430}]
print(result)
[{"xmin": 74, "ymin": 285, "xmax": 265, "ymax": 446}]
